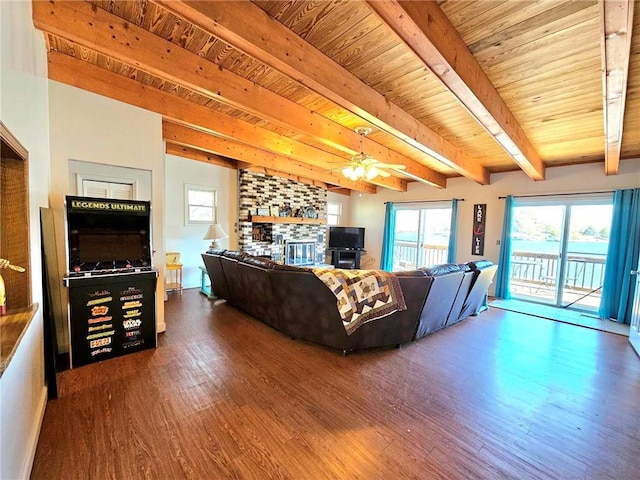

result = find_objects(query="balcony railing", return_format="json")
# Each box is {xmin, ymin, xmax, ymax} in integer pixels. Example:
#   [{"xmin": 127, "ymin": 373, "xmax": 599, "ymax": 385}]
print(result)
[
  {"xmin": 509, "ymin": 251, "xmax": 606, "ymax": 310},
  {"xmin": 392, "ymin": 241, "xmax": 448, "ymax": 270},
  {"xmin": 510, "ymin": 251, "xmax": 605, "ymax": 292},
  {"xmin": 391, "ymin": 243, "xmax": 605, "ymax": 297}
]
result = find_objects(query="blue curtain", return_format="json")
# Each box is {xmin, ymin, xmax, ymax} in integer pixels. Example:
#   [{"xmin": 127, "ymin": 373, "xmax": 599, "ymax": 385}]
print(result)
[
  {"xmin": 447, "ymin": 199, "xmax": 459, "ymax": 263},
  {"xmin": 380, "ymin": 202, "xmax": 396, "ymax": 271},
  {"xmin": 495, "ymin": 195, "xmax": 514, "ymax": 299},
  {"xmin": 598, "ymin": 188, "xmax": 640, "ymax": 324}
]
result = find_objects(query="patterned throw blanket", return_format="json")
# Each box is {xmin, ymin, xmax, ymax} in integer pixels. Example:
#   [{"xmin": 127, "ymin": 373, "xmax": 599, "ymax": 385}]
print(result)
[{"xmin": 312, "ymin": 268, "xmax": 407, "ymax": 335}]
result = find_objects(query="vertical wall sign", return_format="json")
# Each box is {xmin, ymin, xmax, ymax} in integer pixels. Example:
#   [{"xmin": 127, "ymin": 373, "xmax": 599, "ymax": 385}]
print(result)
[{"xmin": 472, "ymin": 204, "xmax": 486, "ymax": 256}]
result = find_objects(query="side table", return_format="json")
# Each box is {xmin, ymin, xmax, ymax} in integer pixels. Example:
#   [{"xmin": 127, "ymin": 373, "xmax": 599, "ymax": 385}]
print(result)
[
  {"xmin": 199, "ymin": 265, "xmax": 216, "ymax": 299},
  {"xmin": 165, "ymin": 263, "xmax": 183, "ymax": 296}
]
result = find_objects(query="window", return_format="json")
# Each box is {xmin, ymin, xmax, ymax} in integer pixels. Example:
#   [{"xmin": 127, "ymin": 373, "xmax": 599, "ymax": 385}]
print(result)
[
  {"xmin": 185, "ymin": 185, "xmax": 217, "ymax": 224},
  {"xmin": 392, "ymin": 203, "xmax": 453, "ymax": 270},
  {"xmin": 82, "ymin": 180, "xmax": 134, "ymax": 200},
  {"xmin": 327, "ymin": 202, "xmax": 342, "ymax": 226}
]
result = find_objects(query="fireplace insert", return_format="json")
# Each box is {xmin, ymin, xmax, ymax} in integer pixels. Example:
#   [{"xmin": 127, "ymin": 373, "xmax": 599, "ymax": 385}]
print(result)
[{"xmin": 284, "ymin": 241, "xmax": 316, "ymax": 266}]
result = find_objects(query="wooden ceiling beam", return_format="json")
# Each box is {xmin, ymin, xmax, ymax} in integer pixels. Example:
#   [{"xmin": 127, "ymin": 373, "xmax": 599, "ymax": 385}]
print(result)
[
  {"xmin": 165, "ymin": 144, "xmax": 238, "ymax": 170},
  {"xmin": 236, "ymin": 162, "xmax": 252, "ymax": 171},
  {"xmin": 162, "ymin": 121, "xmax": 378, "ymax": 194},
  {"xmin": 326, "ymin": 187, "xmax": 351, "ymax": 197},
  {"xmin": 47, "ymin": 52, "xmax": 349, "ymax": 175},
  {"xmin": 33, "ymin": 1, "xmax": 438, "ymax": 188},
  {"xmin": 156, "ymin": 0, "xmax": 490, "ymax": 185},
  {"xmin": 599, "ymin": 0, "xmax": 635, "ymax": 175},
  {"xmin": 46, "ymin": 51, "xmax": 405, "ymax": 193},
  {"xmin": 367, "ymin": 1, "xmax": 545, "ymax": 182},
  {"xmin": 169, "ymin": 144, "xmax": 331, "ymax": 190}
]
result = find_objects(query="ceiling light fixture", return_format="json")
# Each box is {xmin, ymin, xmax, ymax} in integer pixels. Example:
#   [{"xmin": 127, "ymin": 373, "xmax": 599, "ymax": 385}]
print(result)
[{"xmin": 342, "ymin": 127, "xmax": 380, "ymax": 181}]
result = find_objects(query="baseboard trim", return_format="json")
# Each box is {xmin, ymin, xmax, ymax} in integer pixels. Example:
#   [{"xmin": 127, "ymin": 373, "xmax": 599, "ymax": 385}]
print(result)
[{"xmin": 21, "ymin": 385, "xmax": 48, "ymax": 480}]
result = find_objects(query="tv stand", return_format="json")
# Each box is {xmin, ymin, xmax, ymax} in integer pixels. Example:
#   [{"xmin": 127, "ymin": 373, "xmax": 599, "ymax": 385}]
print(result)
[{"xmin": 328, "ymin": 249, "xmax": 364, "ymax": 270}]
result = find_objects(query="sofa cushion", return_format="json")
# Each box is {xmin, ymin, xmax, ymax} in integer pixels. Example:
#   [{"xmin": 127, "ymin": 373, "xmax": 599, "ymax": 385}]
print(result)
[
  {"xmin": 458, "ymin": 262, "xmax": 472, "ymax": 272},
  {"xmin": 421, "ymin": 263, "xmax": 463, "ymax": 276},
  {"xmin": 220, "ymin": 253, "xmax": 248, "ymax": 310},
  {"xmin": 272, "ymin": 263, "xmax": 312, "ymax": 272},
  {"xmin": 242, "ymin": 256, "xmax": 277, "ymax": 269},
  {"xmin": 222, "ymin": 250, "xmax": 246, "ymax": 261},
  {"xmin": 237, "ymin": 261, "xmax": 279, "ymax": 329},
  {"xmin": 446, "ymin": 268, "xmax": 477, "ymax": 327},
  {"xmin": 393, "ymin": 270, "xmax": 427, "ymax": 277},
  {"xmin": 459, "ymin": 261, "xmax": 498, "ymax": 319},
  {"xmin": 201, "ymin": 252, "xmax": 229, "ymax": 300},
  {"xmin": 414, "ymin": 266, "xmax": 465, "ymax": 339},
  {"xmin": 469, "ymin": 260, "xmax": 494, "ymax": 271}
]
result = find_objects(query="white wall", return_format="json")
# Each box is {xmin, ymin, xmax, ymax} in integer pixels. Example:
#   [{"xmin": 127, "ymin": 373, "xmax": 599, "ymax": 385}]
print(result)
[
  {"xmin": 165, "ymin": 154, "xmax": 238, "ymax": 288},
  {"xmin": 0, "ymin": 1, "xmax": 51, "ymax": 478},
  {"xmin": 352, "ymin": 159, "xmax": 640, "ymax": 282},
  {"xmin": 48, "ymin": 82, "xmax": 166, "ymax": 333}
]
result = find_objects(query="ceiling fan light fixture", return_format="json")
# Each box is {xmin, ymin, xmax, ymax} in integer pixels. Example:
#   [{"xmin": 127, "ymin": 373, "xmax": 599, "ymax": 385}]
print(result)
[
  {"xmin": 341, "ymin": 126, "xmax": 380, "ymax": 182},
  {"xmin": 343, "ymin": 166, "xmax": 360, "ymax": 181},
  {"xmin": 354, "ymin": 126, "xmax": 373, "ymax": 137},
  {"xmin": 365, "ymin": 166, "xmax": 379, "ymax": 180}
]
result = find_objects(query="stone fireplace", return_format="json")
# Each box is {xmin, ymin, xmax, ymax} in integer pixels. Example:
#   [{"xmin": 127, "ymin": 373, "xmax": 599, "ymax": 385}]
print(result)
[{"xmin": 237, "ymin": 170, "xmax": 327, "ymax": 263}]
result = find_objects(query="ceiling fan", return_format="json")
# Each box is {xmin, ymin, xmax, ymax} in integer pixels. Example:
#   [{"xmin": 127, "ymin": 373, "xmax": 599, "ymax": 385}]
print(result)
[{"xmin": 338, "ymin": 127, "xmax": 406, "ymax": 181}]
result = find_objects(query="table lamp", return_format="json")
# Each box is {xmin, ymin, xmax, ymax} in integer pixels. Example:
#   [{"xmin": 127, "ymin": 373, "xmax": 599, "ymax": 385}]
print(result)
[{"xmin": 204, "ymin": 224, "xmax": 228, "ymax": 250}]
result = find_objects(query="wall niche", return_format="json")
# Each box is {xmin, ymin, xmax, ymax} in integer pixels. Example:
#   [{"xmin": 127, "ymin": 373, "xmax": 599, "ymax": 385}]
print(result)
[
  {"xmin": 1, "ymin": 121, "xmax": 31, "ymax": 309},
  {"xmin": 1, "ymin": 121, "xmax": 36, "ymax": 376}
]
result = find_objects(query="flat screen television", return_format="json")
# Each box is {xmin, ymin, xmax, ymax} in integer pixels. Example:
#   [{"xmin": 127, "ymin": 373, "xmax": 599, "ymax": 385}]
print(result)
[{"xmin": 328, "ymin": 226, "xmax": 365, "ymax": 250}]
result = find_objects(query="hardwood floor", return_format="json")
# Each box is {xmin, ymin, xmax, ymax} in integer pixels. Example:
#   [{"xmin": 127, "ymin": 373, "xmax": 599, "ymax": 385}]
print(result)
[{"xmin": 31, "ymin": 289, "xmax": 640, "ymax": 479}]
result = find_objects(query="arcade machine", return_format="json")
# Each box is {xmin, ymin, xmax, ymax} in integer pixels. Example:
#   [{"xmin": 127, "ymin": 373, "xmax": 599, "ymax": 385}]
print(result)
[{"xmin": 63, "ymin": 196, "xmax": 158, "ymax": 368}]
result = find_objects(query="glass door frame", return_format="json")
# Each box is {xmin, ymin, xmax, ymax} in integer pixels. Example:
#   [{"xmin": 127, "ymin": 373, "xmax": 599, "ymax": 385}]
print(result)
[
  {"xmin": 393, "ymin": 207, "xmax": 425, "ymax": 270},
  {"xmin": 510, "ymin": 193, "xmax": 613, "ymax": 312},
  {"xmin": 392, "ymin": 201, "xmax": 453, "ymax": 271}
]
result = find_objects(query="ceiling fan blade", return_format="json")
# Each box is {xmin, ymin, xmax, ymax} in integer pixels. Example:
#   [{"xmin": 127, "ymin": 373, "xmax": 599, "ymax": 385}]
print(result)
[
  {"xmin": 325, "ymin": 165, "xmax": 348, "ymax": 172},
  {"xmin": 376, "ymin": 169, "xmax": 391, "ymax": 177}
]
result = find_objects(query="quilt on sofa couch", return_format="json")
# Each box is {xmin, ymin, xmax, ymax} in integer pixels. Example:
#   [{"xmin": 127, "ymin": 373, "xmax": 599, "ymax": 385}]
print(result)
[{"xmin": 312, "ymin": 268, "xmax": 407, "ymax": 335}]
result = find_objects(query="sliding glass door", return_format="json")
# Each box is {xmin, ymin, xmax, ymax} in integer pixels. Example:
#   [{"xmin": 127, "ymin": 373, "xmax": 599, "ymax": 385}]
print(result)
[
  {"xmin": 510, "ymin": 205, "xmax": 564, "ymax": 303},
  {"xmin": 509, "ymin": 196, "xmax": 613, "ymax": 312},
  {"xmin": 392, "ymin": 203, "xmax": 453, "ymax": 271}
]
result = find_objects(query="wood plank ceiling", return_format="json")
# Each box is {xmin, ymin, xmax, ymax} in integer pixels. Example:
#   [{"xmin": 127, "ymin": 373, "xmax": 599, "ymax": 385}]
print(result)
[{"xmin": 32, "ymin": 0, "xmax": 639, "ymax": 193}]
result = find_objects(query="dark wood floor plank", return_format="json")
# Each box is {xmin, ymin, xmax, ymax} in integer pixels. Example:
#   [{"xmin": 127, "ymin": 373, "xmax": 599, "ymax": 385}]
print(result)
[{"xmin": 31, "ymin": 289, "xmax": 640, "ymax": 479}]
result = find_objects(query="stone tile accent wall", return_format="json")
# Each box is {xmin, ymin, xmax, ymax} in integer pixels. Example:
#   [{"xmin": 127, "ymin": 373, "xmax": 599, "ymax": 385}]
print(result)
[{"xmin": 238, "ymin": 170, "xmax": 327, "ymax": 262}]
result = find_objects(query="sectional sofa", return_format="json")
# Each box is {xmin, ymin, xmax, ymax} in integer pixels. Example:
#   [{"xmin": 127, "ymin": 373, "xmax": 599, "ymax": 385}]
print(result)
[{"xmin": 202, "ymin": 249, "xmax": 497, "ymax": 354}]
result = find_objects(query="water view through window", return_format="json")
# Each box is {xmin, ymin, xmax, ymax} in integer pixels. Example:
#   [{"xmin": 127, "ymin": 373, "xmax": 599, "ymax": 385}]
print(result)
[
  {"xmin": 510, "ymin": 202, "xmax": 613, "ymax": 312},
  {"xmin": 392, "ymin": 205, "xmax": 452, "ymax": 271}
]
